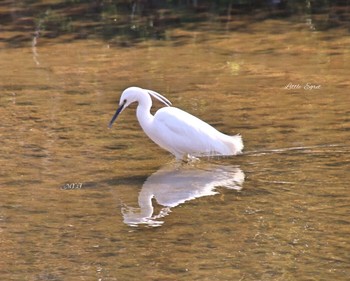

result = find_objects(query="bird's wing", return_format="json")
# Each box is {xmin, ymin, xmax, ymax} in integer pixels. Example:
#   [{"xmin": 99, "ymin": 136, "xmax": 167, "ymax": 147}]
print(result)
[
  {"xmin": 153, "ymin": 107, "xmax": 222, "ymax": 155},
  {"xmin": 155, "ymin": 107, "xmax": 217, "ymax": 136}
]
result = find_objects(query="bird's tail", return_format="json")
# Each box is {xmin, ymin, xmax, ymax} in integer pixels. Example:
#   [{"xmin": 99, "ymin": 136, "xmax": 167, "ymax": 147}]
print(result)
[{"xmin": 230, "ymin": 134, "xmax": 244, "ymax": 155}]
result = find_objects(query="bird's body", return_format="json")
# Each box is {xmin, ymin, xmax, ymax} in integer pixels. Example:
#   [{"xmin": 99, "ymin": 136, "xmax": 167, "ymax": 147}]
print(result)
[
  {"xmin": 142, "ymin": 107, "xmax": 243, "ymax": 159},
  {"xmin": 109, "ymin": 87, "xmax": 243, "ymax": 160}
]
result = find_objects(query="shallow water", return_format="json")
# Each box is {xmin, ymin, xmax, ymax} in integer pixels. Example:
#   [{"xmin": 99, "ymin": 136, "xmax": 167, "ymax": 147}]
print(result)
[{"xmin": 1, "ymin": 2, "xmax": 350, "ymax": 281}]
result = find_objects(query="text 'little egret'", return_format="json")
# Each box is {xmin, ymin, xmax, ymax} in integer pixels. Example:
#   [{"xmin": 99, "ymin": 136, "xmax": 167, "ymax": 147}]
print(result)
[{"xmin": 108, "ymin": 87, "xmax": 243, "ymax": 159}]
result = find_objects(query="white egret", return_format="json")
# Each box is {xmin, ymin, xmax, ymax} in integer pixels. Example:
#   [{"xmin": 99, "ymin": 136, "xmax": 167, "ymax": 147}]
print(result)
[{"xmin": 108, "ymin": 87, "xmax": 243, "ymax": 159}]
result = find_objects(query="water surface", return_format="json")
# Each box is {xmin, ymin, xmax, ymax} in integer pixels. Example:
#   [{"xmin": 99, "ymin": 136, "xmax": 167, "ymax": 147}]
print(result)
[{"xmin": 1, "ymin": 3, "xmax": 350, "ymax": 281}]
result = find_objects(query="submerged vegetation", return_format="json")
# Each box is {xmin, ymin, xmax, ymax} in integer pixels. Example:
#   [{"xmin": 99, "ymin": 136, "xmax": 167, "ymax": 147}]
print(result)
[{"xmin": 0, "ymin": 0, "xmax": 349, "ymax": 46}]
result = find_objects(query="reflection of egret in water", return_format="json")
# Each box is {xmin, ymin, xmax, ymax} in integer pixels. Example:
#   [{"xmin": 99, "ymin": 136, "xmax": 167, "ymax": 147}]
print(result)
[{"xmin": 122, "ymin": 162, "xmax": 245, "ymax": 227}]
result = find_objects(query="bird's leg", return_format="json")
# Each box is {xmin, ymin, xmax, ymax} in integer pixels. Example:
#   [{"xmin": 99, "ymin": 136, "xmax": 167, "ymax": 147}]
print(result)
[{"xmin": 181, "ymin": 154, "xmax": 200, "ymax": 164}]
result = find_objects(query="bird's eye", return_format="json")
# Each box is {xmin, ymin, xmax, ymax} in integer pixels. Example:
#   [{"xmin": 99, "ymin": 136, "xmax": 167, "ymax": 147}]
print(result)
[{"xmin": 123, "ymin": 99, "xmax": 127, "ymax": 104}]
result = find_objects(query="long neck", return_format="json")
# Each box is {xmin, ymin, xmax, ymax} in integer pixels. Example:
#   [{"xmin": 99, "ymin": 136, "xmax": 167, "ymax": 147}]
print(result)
[{"xmin": 136, "ymin": 93, "xmax": 154, "ymax": 131}]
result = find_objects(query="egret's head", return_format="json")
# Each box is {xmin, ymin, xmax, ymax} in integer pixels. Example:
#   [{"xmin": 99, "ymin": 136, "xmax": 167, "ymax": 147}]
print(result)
[
  {"xmin": 108, "ymin": 87, "xmax": 143, "ymax": 128},
  {"xmin": 108, "ymin": 87, "xmax": 172, "ymax": 128},
  {"xmin": 120, "ymin": 87, "xmax": 143, "ymax": 108}
]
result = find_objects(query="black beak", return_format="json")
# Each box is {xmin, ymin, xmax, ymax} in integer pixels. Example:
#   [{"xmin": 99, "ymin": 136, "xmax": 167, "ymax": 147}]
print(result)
[{"xmin": 108, "ymin": 103, "xmax": 125, "ymax": 128}]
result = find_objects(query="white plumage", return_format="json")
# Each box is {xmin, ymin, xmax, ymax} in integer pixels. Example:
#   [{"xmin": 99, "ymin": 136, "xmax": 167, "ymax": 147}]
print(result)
[{"xmin": 109, "ymin": 87, "xmax": 243, "ymax": 159}]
